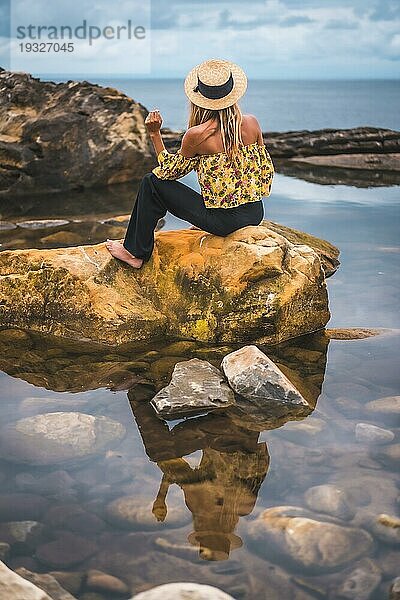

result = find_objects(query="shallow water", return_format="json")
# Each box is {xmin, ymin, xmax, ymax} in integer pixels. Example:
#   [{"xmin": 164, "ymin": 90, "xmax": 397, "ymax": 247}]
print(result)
[{"xmin": 0, "ymin": 173, "xmax": 399, "ymax": 599}]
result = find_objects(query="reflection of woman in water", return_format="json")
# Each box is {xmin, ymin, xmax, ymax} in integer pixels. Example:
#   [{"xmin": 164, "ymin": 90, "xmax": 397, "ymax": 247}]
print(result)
[
  {"xmin": 129, "ymin": 398, "xmax": 269, "ymax": 561},
  {"xmin": 153, "ymin": 445, "xmax": 269, "ymax": 561}
]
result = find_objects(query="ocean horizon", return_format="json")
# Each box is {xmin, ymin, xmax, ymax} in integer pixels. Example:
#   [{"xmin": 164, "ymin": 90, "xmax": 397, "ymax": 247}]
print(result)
[{"xmin": 48, "ymin": 76, "xmax": 400, "ymax": 133}]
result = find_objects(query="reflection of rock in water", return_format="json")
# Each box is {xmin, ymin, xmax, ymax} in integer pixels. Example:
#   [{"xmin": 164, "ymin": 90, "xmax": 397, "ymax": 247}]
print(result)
[{"xmin": 0, "ymin": 328, "xmax": 329, "ymax": 399}]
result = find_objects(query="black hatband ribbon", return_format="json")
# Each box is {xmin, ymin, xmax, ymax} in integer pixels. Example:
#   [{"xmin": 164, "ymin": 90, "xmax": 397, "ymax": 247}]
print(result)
[{"xmin": 193, "ymin": 72, "xmax": 234, "ymax": 99}]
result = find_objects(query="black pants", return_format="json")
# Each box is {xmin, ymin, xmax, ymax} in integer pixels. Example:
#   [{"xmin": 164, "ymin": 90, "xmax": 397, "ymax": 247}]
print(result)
[{"xmin": 123, "ymin": 172, "xmax": 264, "ymax": 262}]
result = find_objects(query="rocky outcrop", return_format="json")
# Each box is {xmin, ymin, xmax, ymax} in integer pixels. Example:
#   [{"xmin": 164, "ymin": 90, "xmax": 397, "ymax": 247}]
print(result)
[
  {"xmin": 0, "ymin": 221, "xmax": 339, "ymax": 346},
  {"xmin": 0, "ymin": 70, "xmax": 155, "ymax": 197}
]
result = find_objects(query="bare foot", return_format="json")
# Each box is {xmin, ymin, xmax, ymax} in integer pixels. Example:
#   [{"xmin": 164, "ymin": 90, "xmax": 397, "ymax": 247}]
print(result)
[{"xmin": 105, "ymin": 240, "xmax": 143, "ymax": 269}]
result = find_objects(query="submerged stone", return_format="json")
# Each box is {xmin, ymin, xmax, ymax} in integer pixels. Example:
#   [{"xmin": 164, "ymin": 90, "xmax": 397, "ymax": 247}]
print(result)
[
  {"xmin": 0, "ymin": 222, "xmax": 338, "ymax": 345},
  {"xmin": 151, "ymin": 358, "xmax": 235, "ymax": 419},
  {"xmin": 336, "ymin": 558, "xmax": 382, "ymax": 600},
  {"xmin": 304, "ymin": 484, "xmax": 355, "ymax": 520},
  {"xmin": 246, "ymin": 506, "xmax": 373, "ymax": 572},
  {"xmin": 106, "ymin": 496, "xmax": 190, "ymax": 530},
  {"xmin": 355, "ymin": 423, "xmax": 394, "ymax": 444},
  {"xmin": 0, "ymin": 412, "xmax": 126, "ymax": 466}
]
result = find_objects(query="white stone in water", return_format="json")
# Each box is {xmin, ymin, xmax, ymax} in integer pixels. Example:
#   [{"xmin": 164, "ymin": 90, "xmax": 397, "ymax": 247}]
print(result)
[
  {"xmin": 305, "ymin": 484, "xmax": 355, "ymax": 520},
  {"xmin": 221, "ymin": 345, "xmax": 309, "ymax": 407},
  {"xmin": 17, "ymin": 219, "xmax": 70, "ymax": 229},
  {"xmin": 355, "ymin": 423, "xmax": 395, "ymax": 444},
  {"xmin": 131, "ymin": 582, "xmax": 235, "ymax": 599},
  {"xmin": 0, "ymin": 412, "xmax": 126, "ymax": 466},
  {"xmin": 150, "ymin": 358, "xmax": 235, "ymax": 419}
]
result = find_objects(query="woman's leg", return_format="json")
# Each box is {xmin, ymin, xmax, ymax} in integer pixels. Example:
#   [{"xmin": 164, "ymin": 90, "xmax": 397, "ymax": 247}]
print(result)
[
  {"xmin": 106, "ymin": 172, "xmax": 265, "ymax": 267},
  {"xmin": 107, "ymin": 173, "xmax": 216, "ymax": 266}
]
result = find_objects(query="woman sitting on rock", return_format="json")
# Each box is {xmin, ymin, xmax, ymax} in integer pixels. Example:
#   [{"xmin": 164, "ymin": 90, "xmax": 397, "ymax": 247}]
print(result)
[{"xmin": 105, "ymin": 58, "xmax": 275, "ymax": 269}]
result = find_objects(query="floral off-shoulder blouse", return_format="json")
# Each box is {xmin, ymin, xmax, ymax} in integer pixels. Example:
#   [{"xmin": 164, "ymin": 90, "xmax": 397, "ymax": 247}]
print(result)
[{"xmin": 152, "ymin": 142, "xmax": 275, "ymax": 209}]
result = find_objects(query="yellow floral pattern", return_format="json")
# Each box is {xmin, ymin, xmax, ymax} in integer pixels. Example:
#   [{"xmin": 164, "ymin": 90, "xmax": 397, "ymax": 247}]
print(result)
[{"xmin": 152, "ymin": 142, "xmax": 275, "ymax": 209}]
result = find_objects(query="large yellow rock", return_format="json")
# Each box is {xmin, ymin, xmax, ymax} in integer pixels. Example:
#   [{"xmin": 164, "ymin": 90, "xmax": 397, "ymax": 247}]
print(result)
[{"xmin": 0, "ymin": 221, "xmax": 339, "ymax": 346}]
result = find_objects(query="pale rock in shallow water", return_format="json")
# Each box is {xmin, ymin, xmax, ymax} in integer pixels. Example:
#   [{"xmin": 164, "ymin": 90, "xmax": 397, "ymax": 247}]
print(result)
[
  {"xmin": 131, "ymin": 583, "xmax": 235, "ymax": 599},
  {"xmin": 304, "ymin": 484, "xmax": 355, "ymax": 520},
  {"xmin": 355, "ymin": 423, "xmax": 395, "ymax": 444},
  {"xmin": 336, "ymin": 558, "xmax": 382, "ymax": 600},
  {"xmin": 365, "ymin": 396, "xmax": 400, "ymax": 419},
  {"xmin": 390, "ymin": 577, "xmax": 400, "ymax": 600},
  {"xmin": 373, "ymin": 443, "xmax": 400, "ymax": 469},
  {"xmin": 221, "ymin": 345, "xmax": 310, "ymax": 408},
  {"xmin": 106, "ymin": 495, "xmax": 190, "ymax": 530},
  {"xmin": 0, "ymin": 543, "xmax": 10, "ymax": 560},
  {"xmin": 246, "ymin": 506, "xmax": 373, "ymax": 572},
  {"xmin": 15, "ymin": 568, "xmax": 77, "ymax": 600},
  {"xmin": 151, "ymin": 358, "xmax": 234, "ymax": 419},
  {"xmin": 0, "ymin": 559, "xmax": 52, "ymax": 599},
  {"xmin": 0, "ymin": 412, "xmax": 126, "ymax": 466},
  {"xmin": 354, "ymin": 512, "xmax": 400, "ymax": 545}
]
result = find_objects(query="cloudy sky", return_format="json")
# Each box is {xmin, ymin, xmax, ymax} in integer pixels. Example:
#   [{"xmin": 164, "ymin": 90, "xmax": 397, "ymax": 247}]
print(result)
[{"xmin": 0, "ymin": 0, "xmax": 399, "ymax": 78}]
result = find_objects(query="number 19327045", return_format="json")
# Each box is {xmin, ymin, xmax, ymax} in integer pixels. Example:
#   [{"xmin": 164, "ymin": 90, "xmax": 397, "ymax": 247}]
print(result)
[{"xmin": 19, "ymin": 43, "xmax": 75, "ymax": 52}]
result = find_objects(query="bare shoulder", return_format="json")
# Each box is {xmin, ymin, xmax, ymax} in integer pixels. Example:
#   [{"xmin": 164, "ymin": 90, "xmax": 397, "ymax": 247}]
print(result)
[
  {"xmin": 180, "ymin": 126, "xmax": 201, "ymax": 157},
  {"xmin": 242, "ymin": 114, "xmax": 263, "ymax": 144},
  {"xmin": 242, "ymin": 114, "xmax": 262, "ymax": 133}
]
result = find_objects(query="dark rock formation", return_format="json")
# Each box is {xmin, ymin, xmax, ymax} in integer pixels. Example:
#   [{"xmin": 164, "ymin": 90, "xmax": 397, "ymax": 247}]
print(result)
[{"xmin": 0, "ymin": 71, "xmax": 156, "ymax": 197}]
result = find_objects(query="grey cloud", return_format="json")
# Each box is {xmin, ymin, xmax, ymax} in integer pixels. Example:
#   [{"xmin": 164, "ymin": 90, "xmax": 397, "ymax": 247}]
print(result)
[
  {"xmin": 368, "ymin": 0, "xmax": 400, "ymax": 21},
  {"xmin": 280, "ymin": 15, "xmax": 315, "ymax": 27},
  {"xmin": 324, "ymin": 19, "xmax": 359, "ymax": 29}
]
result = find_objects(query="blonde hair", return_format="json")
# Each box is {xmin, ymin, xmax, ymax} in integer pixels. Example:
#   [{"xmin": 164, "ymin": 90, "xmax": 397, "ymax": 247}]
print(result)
[{"xmin": 188, "ymin": 102, "xmax": 243, "ymax": 161}]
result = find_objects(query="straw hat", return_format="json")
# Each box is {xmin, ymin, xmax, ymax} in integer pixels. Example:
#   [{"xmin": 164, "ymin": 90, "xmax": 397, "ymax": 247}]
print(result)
[{"xmin": 184, "ymin": 58, "xmax": 247, "ymax": 110}]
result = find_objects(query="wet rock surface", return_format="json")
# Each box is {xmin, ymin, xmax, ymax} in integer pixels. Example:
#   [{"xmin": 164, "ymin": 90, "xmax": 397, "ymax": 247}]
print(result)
[
  {"xmin": 151, "ymin": 359, "xmax": 235, "ymax": 419},
  {"xmin": 0, "ymin": 70, "xmax": 155, "ymax": 197},
  {"xmin": 0, "ymin": 221, "xmax": 338, "ymax": 345}
]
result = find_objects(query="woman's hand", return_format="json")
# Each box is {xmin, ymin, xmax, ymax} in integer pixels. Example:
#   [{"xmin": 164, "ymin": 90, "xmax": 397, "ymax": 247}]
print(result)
[{"xmin": 145, "ymin": 109, "xmax": 163, "ymax": 135}]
